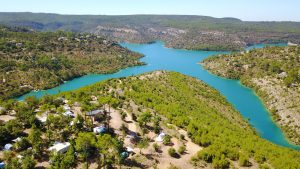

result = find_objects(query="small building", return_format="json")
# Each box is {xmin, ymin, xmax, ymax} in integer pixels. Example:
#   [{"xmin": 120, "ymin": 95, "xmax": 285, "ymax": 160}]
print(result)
[
  {"xmin": 86, "ymin": 109, "xmax": 106, "ymax": 123},
  {"xmin": 278, "ymin": 72, "xmax": 287, "ymax": 79},
  {"xmin": 93, "ymin": 126, "xmax": 106, "ymax": 134},
  {"xmin": 4, "ymin": 143, "xmax": 13, "ymax": 150},
  {"xmin": 63, "ymin": 111, "xmax": 75, "ymax": 118},
  {"xmin": 0, "ymin": 162, "xmax": 5, "ymax": 169},
  {"xmin": 126, "ymin": 146, "xmax": 134, "ymax": 153},
  {"xmin": 155, "ymin": 132, "xmax": 165, "ymax": 142},
  {"xmin": 15, "ymin": 43, "xmax": 23, "ymax": 48},
  {"xmin": 36, "ymin": 115, "xmax": 47, "ymax": 123},
  {"xmin": 63, "ymin": 105, "xmax": 71, "ymax": 111},
  {"xmin": 48, "ymin": 142, "xmax": 70, "ymax": 154},
  {"xmin": 86, "ymin": 109, "xmax": 106, "ymax": 116},
  {"xmin": 12, "ymin": 137, "xmax": 22, "ymax": 143}
]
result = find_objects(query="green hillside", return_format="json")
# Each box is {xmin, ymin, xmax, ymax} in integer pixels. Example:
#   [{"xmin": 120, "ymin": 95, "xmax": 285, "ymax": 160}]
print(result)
[
  {"xmin": 202, "ymin": 46, "xmax": 300, "ymax": 145},
  {"xmin": 0, "ymin": 25, "xmax": 143, "ymax": 99},
  {"xmin": 1, "ymin": 12, "xmax": 299, "ymax": 51}
]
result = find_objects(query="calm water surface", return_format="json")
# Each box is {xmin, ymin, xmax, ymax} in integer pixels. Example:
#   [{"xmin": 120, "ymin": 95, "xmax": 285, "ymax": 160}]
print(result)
[{"xmin": 18, "ymin": 42, "xmax": 300, "ymax": 150}]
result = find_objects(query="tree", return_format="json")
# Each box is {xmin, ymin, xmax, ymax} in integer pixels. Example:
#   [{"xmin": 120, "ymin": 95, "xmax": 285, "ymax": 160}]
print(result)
[
  {"xmin": 75, "ymin": 132, "xmax": 96, "ymax": 168},
  {"xmin": 152, "ymin": 143, "xmax": 160, "ymax": 152},
  {"xmin": 96, "ymin": 134, "xmax": 122, "ymax": 168},
  {"xmin": 153, "ymin": 115, "xmax": 161, "ymax": 134},
  {"xmin": 22, "ymin": 155, "xmax": 36, "ymax": 169},
  {"xmin": 25, "ymin": 96, "xmax": 39, "ymax": 110},
  {"xmin": 239, "ymin": 153, "xmax": 250, "ymax": 167},
  {"xmin": 3, "ymin": 151, "xmax": 21, "ymax": 169},
  {"xmin": 61, "ymin": 145, "xmax": 76, "ymax": 169},
  {"xmin": 5, "ymin": 119, "xmax": 23, "ymax": 137},
  {"xmin": 28, "ymin": 124, "xmax": 43, "ymax": 157},
  {"xmin": 212, "ymin": 155, "xmax": 230, "ymax": 169},
  {"xmin": 178, "ymin": 145, "xmax": 186, "ymax": 155},
  {"xmin": 168, "ymin": 148, "xmax": 177, "ymax": 158},
  {"xmin": 163, "ymin": 135, "xmax": 172, "ymax": 145},
  {"xmin": 137, "ymin": 111, "xmax": 152, "ymax": 127},
  {"xmin": 137, "ymin": 137, "xmax": 150, "ymax": 155},
  {"xmin": 98, "ymin": 96, "xmax": 119, "ymax": 130}
]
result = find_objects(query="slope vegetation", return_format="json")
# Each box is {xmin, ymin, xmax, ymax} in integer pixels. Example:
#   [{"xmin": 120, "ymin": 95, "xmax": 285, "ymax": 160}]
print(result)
[
  {"xmin": 202, "ymin": 46, "xmax": 300, "ymax": 145},
  {"xmin": 1, "ymin": 12, "xmax": 300, "ymax": 51},
  {"xmin": 60, "ymin": 71, "xmax": 300, "ymax": 168},
  {"xmin": 0, "ymin": 26, "xmax": 143, "ymax": 99}
]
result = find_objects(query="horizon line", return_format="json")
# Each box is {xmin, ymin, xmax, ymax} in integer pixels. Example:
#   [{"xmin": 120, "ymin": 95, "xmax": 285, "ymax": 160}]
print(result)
[{"xmin": 1, "ymin": 11, "xmax": 300, "ymax": 22}]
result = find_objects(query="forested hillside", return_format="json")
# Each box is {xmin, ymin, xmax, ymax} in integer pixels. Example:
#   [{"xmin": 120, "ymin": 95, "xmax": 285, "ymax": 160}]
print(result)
[
  {"xmin": 1, "ymin": 71, "xmax": 299, "ymax": 168},
  {"xmin": 60, "ymin": 71, "xmax": 300, "ymax": 168},
  {"xmin": 1, "ymin": 12, "xmax": 300, "ymax": 51},
  {"xmin": 0, "ymin": 25, "xmax": 143, "ymax": 99},
  {"xmin": 202, "ymin": 46, "xmax": 300, "ymax": 145}
]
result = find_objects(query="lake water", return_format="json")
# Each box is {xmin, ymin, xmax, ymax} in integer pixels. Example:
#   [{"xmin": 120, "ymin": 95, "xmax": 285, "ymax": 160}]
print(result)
[{"xmin": 18, "ymin": 41, "xmax": 300, "ymax": 150}]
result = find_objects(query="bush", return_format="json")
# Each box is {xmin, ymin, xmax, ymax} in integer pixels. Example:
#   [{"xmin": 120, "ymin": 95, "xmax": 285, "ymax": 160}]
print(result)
[
  {"xmin": 254, "ymin": 152, "xmax": 266, "ymax": 164},
  {"xmin": 259, "ymin": 163, "xmax": 271, "ymax": 169},
  {"xmin": 153, "ymin": 143, "xmax": 160, "ymax": 152},
  {"xmin": 168, "ymin": 148, "xmax": 177, "ymax": 158},
  {"xmin": 163, "ymin": 135, "xmax": 172, "ymax": 145},
  {"xmin": 238, "ymin": 154, "xmax": 250, "ymax": 167},
  {"xmin": 212, "ymin": 157, "xmax": 230, "ymax": 169},
  {"xmin": 178, "ymin": 146, "xmax": 186, "ymax": 155}
]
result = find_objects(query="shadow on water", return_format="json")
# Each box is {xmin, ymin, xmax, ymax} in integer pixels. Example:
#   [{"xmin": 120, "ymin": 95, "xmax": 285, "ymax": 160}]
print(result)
[{"xmin": 17, "ymin": 41, "xmax": 300, "ymax": 150}]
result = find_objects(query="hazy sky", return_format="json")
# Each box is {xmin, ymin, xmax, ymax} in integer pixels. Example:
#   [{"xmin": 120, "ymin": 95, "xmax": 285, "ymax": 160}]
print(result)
[{"xmin": 1, "ymin": 0, "xmax": 299, "ymax": 21}]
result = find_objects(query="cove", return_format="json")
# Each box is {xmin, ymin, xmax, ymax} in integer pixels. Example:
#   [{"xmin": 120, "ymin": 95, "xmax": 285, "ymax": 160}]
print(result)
[{"xmin": 17, "ymin": 41, "xmax": 300, "ymax": 151}]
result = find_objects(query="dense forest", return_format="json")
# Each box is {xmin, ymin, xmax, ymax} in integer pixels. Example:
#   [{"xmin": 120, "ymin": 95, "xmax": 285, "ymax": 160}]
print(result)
[
  {"xmin": 0, "ymin": 25, "xmax": 143, "ymax": 99},
  {"xmin": 0, "ymin": 12, "xmax": 300, "ymax": 51},
  {"xmin": 0, "ymin": 71, "xmax": 300, "ymax": 168},
  {"xmin": 202, "ymin": 46, "xmax": 300, "ymax": 145}
]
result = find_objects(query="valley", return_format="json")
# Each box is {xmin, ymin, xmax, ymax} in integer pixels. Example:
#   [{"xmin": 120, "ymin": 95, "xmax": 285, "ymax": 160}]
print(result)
[{"xmin": 1, "ymin": 13, "xmax": 300, "ymax": 51}]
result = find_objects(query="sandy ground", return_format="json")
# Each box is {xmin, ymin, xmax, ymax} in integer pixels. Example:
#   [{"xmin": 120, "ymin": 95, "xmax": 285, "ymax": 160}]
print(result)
[
  {"xmin": 107, "ymin": 107, "xmax": 123, "ymax": 135},
  {"xmin": 156, "ymin": 129, "xmax": 202, "ymax": 169},
  {"xmin": 35, "ymin": 161, "xmax": 50, "ymax": 169},
  {"xmin": 108, "ymin": 104, "xmax": 203, "ymax": 169},
  {"xmin": 0, "ymin": 115, "xmax": 16, "ymax": 122}
]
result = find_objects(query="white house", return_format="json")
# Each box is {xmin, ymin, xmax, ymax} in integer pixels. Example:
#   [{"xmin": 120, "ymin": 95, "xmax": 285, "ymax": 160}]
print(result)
[
  {"xmin": 63, "ymin": 110, "xmax": 75, "ymax": 118},
  {"xmin": 36, "ymin": 115, "xmax": 47, "ymax": 123},
  {"xmin": 63, "ymin": 105, "xmax": 71, "ymax": 111},
  {"xmin": 48, "ymin": 142, "xmax": 70, "ymax": 154},
  {"xmin": 4, "ymin": 144, "xmax": 13, "ymax": 150},
  {"xmin": 155, "ymin": 132, "xmax": 166, "ymax": 142}
]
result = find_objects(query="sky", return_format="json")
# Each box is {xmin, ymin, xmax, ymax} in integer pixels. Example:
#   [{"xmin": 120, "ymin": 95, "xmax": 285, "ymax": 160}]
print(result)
[{"xmin": 0, "ymin": 0, "xmax": 299, "ymax": 21}]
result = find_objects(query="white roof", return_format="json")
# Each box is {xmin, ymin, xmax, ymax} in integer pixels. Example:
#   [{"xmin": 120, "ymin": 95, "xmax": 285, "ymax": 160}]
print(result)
[
  {"xmin": 126, "ymin": 147, "xmax": 134, "ymax": 152},
  {"xmin": 63, "ymin": 111, "xmax": 74, "ymax": 117},
  {"xmin": 48, "ymin": 142, "xmax": 70, "ymax": 153},
  {"xmin": 37, "ymin": 116, "xmax": 47, "ymax": 123},
  {"xmin": 12, "ymin": 137, "xmax": 22, "ymax": 143},
  {"xmin": 155, "ymin": 132, "xmax": 165, "ymax": 142},
  {"xmin": 4, "ymin": 144, "xmax": 13, "ymax": 150},
  {"xmin": 63, "ymin": 105, "xmax": 71, "ymax": 110}
]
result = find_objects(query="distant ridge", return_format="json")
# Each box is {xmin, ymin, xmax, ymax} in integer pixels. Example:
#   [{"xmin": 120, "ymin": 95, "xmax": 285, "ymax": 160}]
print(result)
[{"xmin": 0, "ymin": 12, "xmax": 299, "ymax": 51}]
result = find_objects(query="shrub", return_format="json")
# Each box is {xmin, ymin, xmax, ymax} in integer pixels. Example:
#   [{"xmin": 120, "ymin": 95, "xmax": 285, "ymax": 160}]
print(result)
[
  {"xmin": 178, "ymin": 145, "xmax": 186, "ymax": 155},
  {"xmin": 238, "ymin": 154, "xmax": 250, "ymax": 167},
  {"xmin": 168, "ymin": 148, "xmax": 177, "ymax": 158},
  {"xmin": 212, "ymin": 157, "xmax": 230, "ymax": 169},
  {"xmin": 163, "ymin": 135, "xmax": 172, "ymax": 145},
  {"xmin": 153, "ymin": 143, "xmax": 160, "ymax": 152}
]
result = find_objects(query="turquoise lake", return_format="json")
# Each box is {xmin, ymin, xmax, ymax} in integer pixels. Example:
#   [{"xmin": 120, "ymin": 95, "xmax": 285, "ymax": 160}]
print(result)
[{"xmin": 18, "ymin": 41, "xmax": 300, "ymax": 151}]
